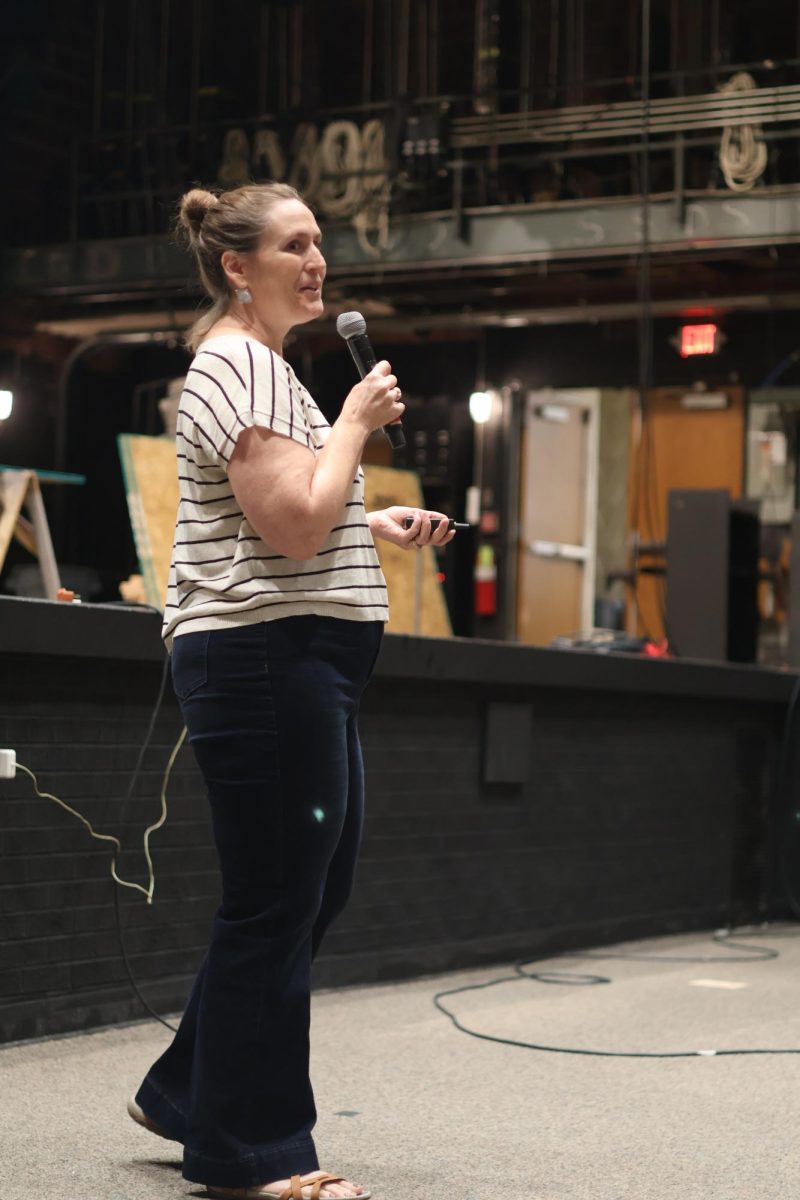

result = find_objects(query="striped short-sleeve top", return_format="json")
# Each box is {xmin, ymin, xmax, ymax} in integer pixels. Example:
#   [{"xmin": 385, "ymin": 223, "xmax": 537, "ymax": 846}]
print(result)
[{"xmin": 162, "ymin": 334, "xmax": 389, "ymax": 649}]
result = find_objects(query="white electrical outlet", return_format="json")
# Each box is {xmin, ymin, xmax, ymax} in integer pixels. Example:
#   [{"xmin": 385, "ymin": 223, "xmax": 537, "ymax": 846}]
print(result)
[{"xmin": 0, "ymin": 749, "xmax": 17, "ymax": 780}]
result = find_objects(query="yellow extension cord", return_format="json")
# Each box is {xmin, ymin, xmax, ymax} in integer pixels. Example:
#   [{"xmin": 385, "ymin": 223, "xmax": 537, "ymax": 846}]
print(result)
[{"xmin": 15, "ymin": 725, "xmax": 187, "ymax": 905}]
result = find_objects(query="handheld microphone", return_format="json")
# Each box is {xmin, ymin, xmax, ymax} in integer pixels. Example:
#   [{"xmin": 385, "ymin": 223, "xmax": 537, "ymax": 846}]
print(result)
[{"xmin": 335, "ymin": 311, "xmax": 406, "ymax": 449}]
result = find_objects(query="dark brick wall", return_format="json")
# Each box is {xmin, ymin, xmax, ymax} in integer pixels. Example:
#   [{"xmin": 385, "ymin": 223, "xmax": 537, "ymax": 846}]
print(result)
[
  {"xmin": 0, "ymin": 624, "xmax": 788, "ymax": 1044},
  {"xmin": 335, "ymin": 676, "xmax": 776, "ymax": 983},
  {"xmin": 0, "ymin": 652, "xmax": 215, "ymax": 1041}
]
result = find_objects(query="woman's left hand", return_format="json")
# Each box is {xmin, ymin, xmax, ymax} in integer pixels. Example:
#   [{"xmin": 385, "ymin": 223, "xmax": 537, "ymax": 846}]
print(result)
[{"xmin": 367, "ymin": 506, "xmax": 457, "ymax": 551}]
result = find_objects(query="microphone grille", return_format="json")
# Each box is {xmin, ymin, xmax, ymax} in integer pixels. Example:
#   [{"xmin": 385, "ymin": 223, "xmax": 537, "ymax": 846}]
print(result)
[{"xmin": 336, "ymin": 311, "xmax": 366, "ymax": 339}]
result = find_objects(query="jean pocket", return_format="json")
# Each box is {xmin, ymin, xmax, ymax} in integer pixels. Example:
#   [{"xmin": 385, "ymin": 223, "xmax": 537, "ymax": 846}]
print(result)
[{"xmin": 171, "ymin": 630, "xmax": 211, "ymax": 701}]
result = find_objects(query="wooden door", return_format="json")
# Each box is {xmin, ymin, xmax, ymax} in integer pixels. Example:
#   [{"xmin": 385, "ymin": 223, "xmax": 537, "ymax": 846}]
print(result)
[{"xmin": 628, "ymin": 386, "xmax": 745, "ymax": 640}]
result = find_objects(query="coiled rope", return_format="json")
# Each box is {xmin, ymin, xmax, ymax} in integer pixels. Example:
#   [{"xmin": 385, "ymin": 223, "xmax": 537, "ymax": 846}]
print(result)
[
  {"xmin": 352, "ymin": 118, "xmax": 391, "ymax": 257},
  {"xmin": 221, "ymin": 119, "xmax": 391, "ymax": 256},
  {"xmin": 718, "ymin": 72, "xmax": 768, "ymax": 192}
]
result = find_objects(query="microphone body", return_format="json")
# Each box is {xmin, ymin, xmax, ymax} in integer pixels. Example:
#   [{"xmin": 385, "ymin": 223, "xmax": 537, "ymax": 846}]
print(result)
[
  {"xmin": 343, "ymin": 331, "xmax": 378, "ymax": 379},
  {"xmin": 336, "ymin": 314, "xmax": 406, "ymax": 449}
]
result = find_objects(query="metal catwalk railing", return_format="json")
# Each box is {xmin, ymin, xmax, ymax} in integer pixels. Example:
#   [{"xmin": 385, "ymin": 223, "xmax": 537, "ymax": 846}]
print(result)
[
  {"xmin": 60, "ymin": 66, "xmax": 800, "ymax": 245},
  {"xmin": 451, "ymin": 83, "xmax": 800, "ymax": 147}
]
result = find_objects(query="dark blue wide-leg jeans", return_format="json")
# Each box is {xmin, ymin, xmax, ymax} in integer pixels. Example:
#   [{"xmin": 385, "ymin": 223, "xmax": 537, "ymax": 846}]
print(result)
[{"xmin": 134, "ymin": 615, "xmax": 383, "ymax": 1188}]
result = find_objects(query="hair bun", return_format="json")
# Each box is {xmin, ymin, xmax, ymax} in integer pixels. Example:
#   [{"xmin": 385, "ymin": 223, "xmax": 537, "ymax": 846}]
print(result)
[{"xmin": 179, "ymin": 188, "xmax": 219, "ymax": 238}]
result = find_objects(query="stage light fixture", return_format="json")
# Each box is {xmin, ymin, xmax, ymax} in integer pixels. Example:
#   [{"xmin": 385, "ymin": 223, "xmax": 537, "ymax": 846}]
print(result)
[
  {"xmin": 0, "ymin": 390, "xmax": 12, "ymax": 421},
  {"xmin": 469, "ymin": 390, "xmax": 494, "ymax": 424}
]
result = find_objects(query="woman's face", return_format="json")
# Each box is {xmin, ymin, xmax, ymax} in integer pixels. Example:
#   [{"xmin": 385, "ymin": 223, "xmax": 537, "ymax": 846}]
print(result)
[{"xmin": 243, "ymin": 199, "xmax": 326, "ymax": 331}]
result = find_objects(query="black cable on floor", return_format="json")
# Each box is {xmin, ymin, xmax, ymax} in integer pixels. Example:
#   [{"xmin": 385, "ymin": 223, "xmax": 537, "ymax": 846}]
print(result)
[
  {"xmin": 432, "ymin": 926, "xmax": 800, "ymax": 1059},
  {"xmin": 432, "ymin": 542, "xmax": 800, "ymax": 1060}
]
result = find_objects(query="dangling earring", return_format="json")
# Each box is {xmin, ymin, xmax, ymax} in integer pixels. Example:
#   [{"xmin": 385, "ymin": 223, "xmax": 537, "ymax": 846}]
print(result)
[{"xmin": 235, "ymin": 287, "xmax": 252, "ymax": 304}]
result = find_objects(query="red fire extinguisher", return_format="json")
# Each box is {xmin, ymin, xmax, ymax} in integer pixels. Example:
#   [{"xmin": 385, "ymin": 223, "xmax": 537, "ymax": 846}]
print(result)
[{"xmin": 474, "ymin": 545, "xmax": 497, "ymax": 616}]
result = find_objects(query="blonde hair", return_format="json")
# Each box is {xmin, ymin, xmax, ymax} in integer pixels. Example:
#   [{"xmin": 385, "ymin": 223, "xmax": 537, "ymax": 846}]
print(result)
[{"xmin": 176, "ymin": 182, "xmax": 306, "ymax": 353}]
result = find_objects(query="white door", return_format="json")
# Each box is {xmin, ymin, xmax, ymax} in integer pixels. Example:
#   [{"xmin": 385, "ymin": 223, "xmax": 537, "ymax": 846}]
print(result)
[{"xmin": 517, "ymin": 389, "xmax": 599, "ymax": 645}]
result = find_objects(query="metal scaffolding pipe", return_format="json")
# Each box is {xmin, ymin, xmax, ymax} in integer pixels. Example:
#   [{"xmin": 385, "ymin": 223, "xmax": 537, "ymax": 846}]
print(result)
[
  {"xmin": 290, "ymin": 2, "xmax": 303, "ymax": 110},
  {"xmin": 92, "ymin": 0, "xmax": 105, "ymax": 138},
  {"xmin": 362, "ymin": 0, "xmax": 374, "ymax": 107}
]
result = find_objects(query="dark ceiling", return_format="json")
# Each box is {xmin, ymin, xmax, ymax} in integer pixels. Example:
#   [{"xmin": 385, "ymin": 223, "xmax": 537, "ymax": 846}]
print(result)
[{"xmin": 4, "ymin": 0, "xmax": 800, "ymax": 342}]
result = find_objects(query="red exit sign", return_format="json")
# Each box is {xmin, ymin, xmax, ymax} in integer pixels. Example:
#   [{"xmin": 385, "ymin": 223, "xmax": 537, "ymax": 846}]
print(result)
[{"xmin": 679, "ymin": 323, "xmax": 719, "ymax": 357}]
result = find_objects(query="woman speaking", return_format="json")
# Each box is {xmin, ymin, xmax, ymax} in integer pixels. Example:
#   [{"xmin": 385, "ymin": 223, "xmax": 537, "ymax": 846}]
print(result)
[{"xmin": 127, "ymin": 182, "xmax": 456, "ymax": 1200}]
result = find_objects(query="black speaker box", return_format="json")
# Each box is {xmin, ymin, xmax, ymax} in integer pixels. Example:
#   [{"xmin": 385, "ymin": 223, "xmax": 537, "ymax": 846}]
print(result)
[{"xmin": 666, "ymin": 489, "xmax": 759, "ymax": 663}]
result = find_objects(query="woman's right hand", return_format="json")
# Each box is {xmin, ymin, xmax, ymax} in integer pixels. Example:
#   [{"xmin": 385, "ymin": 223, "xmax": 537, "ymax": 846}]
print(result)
[{"xmin": 341, "ymin": 361, "xmax": 405, "ymax": 434}]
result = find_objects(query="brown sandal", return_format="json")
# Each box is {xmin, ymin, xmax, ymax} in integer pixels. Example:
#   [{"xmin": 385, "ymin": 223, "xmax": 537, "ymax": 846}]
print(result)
[{"xmin": 206, "ymin": 1171, "xmax": 371, "ymax": 1200}]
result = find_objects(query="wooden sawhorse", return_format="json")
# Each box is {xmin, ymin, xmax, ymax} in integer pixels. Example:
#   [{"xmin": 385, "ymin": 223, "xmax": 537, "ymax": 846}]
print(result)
[{"xmin": 0, "ymin": 467, "xmax": 85, "ymax": 601}]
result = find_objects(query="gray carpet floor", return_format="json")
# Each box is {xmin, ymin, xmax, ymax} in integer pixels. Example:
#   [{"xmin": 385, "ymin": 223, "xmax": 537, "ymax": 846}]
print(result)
[{"xmin": 3, "ymin": 925, "xmax": 799, "ymax": 1200}]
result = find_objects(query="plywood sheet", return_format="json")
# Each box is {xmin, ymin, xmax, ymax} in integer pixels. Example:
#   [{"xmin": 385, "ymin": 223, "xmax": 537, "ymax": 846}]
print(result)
[
  {"xmin": 363, "ymin": 465, "xmax": 452, "ymax": 637},
  {"xmin": 118, "ymin": 434, "xmax": 178, "ymax": 610}
]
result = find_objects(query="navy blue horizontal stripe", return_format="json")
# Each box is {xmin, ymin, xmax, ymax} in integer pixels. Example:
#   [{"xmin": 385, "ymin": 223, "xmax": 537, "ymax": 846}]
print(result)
[
  {"xmin": 176, "ymin": 452, "xmax": 224, "ymax": 473},
  {"xmin": 234, "ymin": 521, "xmax": 368, "ymax": 546},
  {"xmin": 176, "ymin": 426, "xmax": 216, "ymax": 457},
  {"xmin": 317, "ymin": 541, "xmax": 374, "ymax": 556},
  {"xmin": 173, "ymin": 542, "xmax": 374, "ymax": 569},
  {"xmin": 231, "ymin": 520, "xmax": 369, "ymax": 549},
  {"xmin": 174, "ymin": 553, "xmax": 275, "ymax": 567},
  {"xmin": 176, "ymin": 512, "xmax": 244, "ymax": 526},
  {"xmin": 175, "ymin": 534, "xmax": 239, "ymax": 546},
  {"xmin": 167, "ymin": 594, "xmax": 387, "ymax": 616},
  {"xmin": 178, "ymin": 561, "xmax": 382, "ymax": 607},
  {"xmin": 178, "ymin": 475, "xmax": 233, "ymax": 488},
  {"xmin": 180, "ymin": 493, "xmax": 237, "ymax": 507},
  {"xmin": 212, "ymin": 582, "xmax": 387, "ymax": 599}
]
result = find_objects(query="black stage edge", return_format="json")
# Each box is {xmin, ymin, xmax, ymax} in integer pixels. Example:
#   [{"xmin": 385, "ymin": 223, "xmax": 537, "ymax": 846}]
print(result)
[{"xmin": 0, "ymin": 596, "xmax": 796, "ymax": 1044}]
